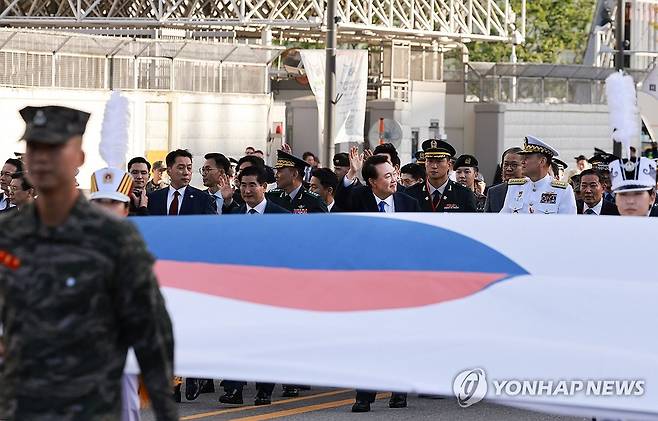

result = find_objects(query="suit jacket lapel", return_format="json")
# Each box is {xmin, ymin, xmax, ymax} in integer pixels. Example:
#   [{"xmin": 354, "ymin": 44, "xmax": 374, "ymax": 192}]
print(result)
[
  {"xmin": 364, "ymin": 187, "xmax": 379, "ymax": 212},
  {"xmin": 180, "ymin": 187, "xmax": 194, "ymax": 215},
  {"xmin": 392, "ymin": 193, "xmax": 402, "ymax": 212}
]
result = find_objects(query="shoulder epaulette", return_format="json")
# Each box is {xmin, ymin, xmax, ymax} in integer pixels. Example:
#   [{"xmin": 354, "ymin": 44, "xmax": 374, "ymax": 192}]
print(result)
[
  {"xmin": 507, "ymin": 178, "xmax": 527, "ymax": 185},
  {"xmin": 551, "ymin": 180, "xmax": 568, "ymax": 189},
  {"xmin": 303, "ymin": 189, "xmax": 320, "ymax": 198}
]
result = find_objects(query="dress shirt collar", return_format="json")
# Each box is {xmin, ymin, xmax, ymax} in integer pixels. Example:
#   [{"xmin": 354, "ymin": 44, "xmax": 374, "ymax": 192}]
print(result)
[
  {"xmin": 584, "ymin": 199, "xmax": 603, "ymax": 215},
  {"xmin": 373, "ymin": 192, "xmax": 395, "ymax": 212},
  {"xmin": 428, "ymin": 178, "xmax": 449, "ymax": 195},
  {"xmin": 247, "ymin": 198, "xmax": 268, "ymax": 214},
  {"xmin": 168, "ymin": 185, "xmax": 187, "ymax": 198},
  {"xmin": 288, "ymin": 184, "xmax": 302, "ymax": 201}
]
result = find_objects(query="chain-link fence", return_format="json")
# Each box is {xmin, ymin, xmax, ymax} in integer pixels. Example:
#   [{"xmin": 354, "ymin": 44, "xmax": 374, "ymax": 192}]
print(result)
[{"xmin": 0, "ymin": 29, "xmax": 282, "ymax": 94}]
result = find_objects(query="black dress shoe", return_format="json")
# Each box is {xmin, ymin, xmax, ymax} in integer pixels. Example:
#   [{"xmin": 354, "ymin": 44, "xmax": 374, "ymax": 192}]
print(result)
[
  {"xmin": 200, "ymin": 379, "xmax": 215, "ymax": 393},
  {"xmin": 388, "ymin": 393, "xmax": 407, "ymax": 408},
  {"xmin": 219, "ymin": 389, "xmax": 243, "ymax": 405},
  {"xmin": 351, "ymin": 400, "xmax": 371, "ymax": 412},
  {"xmin": 254, "ymin": 391, "xmax": 272, "ymax": 406},
  {"xmin": 282, "ymin": 386, "xmax": 299, "ymax": 397},
  {"xmin": 173, "ymin": 384, "xmax": 182, "ymax": 403},
  {"xmin": 418, "ymin": 394, "xmax": 443, "ymax": 399},
  {"xmin": 185, "ymin": 378, "xmax": 202, "ymax": 401}
]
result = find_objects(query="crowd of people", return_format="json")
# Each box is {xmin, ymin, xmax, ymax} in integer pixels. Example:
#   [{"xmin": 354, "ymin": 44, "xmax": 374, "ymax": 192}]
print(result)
[{"xmin": 2, "ymin": 103, "xmax": 657, "ymax": 421}]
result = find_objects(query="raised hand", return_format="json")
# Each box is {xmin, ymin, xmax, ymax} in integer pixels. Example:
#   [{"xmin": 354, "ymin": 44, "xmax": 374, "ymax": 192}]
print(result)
[
  {"xmin": 219, "ymin": 174, "xmax": 234, "ymax": 202},
  {"xmin": 346, "ymin": 146, "xmax": 364, "ymax": 181}
]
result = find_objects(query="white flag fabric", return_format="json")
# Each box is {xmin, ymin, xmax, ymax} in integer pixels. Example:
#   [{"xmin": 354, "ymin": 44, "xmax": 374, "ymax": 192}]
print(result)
[
  {"xmin": 299, "ymin": 50, "xmax": 368, "ymax": 143},
  {"xmin": 130, "ymin": 214, "xmax": 658, "ymax": 420}
]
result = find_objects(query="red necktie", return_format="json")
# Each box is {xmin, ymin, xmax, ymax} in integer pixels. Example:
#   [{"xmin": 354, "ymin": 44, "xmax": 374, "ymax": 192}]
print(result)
[{"xmin": 168, "ymin": 191, "xmax": 180, "ymax": 216}]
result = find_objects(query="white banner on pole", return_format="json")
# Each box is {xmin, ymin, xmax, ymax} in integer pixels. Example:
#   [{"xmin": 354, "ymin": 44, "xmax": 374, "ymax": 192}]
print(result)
[{"xmin": 300, "ymin": 50, "xmax": 368, "ymax": 143}]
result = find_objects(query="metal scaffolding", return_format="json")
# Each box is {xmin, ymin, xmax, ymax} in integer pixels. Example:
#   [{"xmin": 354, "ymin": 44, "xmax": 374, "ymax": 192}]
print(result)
[{"xmin": 0, "ymin": 0, "xmax": 525, "ymax": 45}]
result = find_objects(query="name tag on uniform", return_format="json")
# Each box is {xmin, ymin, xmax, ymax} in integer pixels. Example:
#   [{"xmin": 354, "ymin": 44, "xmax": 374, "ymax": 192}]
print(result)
[
  {"xmin": 293, "ymin": 208, "xmax": 308, "ymax": 214},
  {"xmin": 540, "ymin": 192, "xmax": 557, "ymax": 204},
  {"xmin": 444, "ymin": 204, "xmax": 460, "ymax": 210}
]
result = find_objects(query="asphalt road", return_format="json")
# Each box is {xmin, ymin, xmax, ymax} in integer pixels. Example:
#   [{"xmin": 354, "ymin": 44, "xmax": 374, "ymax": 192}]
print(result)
[{"xmin": 140, "ymin": 382, "xmax": 590, "ymax": 421}]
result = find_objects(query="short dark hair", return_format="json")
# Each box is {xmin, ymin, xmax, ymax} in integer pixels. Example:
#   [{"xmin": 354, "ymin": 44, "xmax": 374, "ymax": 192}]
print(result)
[
  {"xmin": 245, "ymin": 146, "xmax": 255, "ymax": 152},
  {"xmin": 11, "ymin": 172, "xmax": 32, "ymax": 191},
  {"xmin": 238, "ymin": 165, "xmax": 267, "ymax": 184},
  {"xmin": 579, "ymin": 168, "xmax": 604, "ymax": 184},
  {"xmin": 502, "ymin": 147, "xmax": 523, "ymax": 162},
  {"xmin": 237, "ymin": 155, "xmax": 265, "ymax": 169},
  {"xmin": 165, "ymin": 149, "xmax": 193, "ymax": 168},
  {"xmin": 204, "ymin": 153, "xmax": 231, "ymax": 174},
  {"xmin": 127, "ymin": 157, "xmax": 151, "ymax": 172},
  {"xmin": 303, "ymin": 152, "xmax": 316, "ymax": 160},
  {"xmin": 373, "ymin": 143, "xmax": 401, "ymax": 168},
  {"xmin": 5, "ymin": 158, "xmax": 23, "ymax": 173},
  {"xmin": 362, "ymin": 154, "xmax": 390, "ymax": 186},
  {"xmin": 400, "ymin": 163, "xmax": 425, "ymax": 180},
  {"xmin": 254, "ymin": 150, "xmax": 264, "ymax": 155},
  {"xmin": 311, "ymin": 168, "xmax": 338, "ymax": 193}
]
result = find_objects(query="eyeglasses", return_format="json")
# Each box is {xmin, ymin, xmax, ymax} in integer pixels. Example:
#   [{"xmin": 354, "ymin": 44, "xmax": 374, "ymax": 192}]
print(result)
[{"xmin": 198, "ymin": 167, "xmax": 219, "ymax": 175}]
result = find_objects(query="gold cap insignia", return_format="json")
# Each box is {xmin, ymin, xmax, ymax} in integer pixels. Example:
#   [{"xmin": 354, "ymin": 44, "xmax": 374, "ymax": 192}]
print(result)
[{"xmin": 431, "ymin": 140, "xmax": 437, "ymax": 148}]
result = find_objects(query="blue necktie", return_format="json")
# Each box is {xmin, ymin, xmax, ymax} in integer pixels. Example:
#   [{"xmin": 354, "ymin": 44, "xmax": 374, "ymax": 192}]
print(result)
[
  {"xmin": 584, "ymin": 208, "xmax": 595, "ymax": 215},
  {"xmin": 378, "ymin": 201, "xmax": 386, "ymax": 212}
]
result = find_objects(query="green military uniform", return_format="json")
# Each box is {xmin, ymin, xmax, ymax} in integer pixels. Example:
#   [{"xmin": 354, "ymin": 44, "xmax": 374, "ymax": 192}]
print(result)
[
  {"xmin": 267, "ymin": 187, "xmax": 327, "ymax": 214},
  {"xmin": 0, "ymin": 106, "xmax": 177, "ymax": 420},
  {"xmin": 266, "ymin": 150, "xmax": 328, "ymax": 214}
]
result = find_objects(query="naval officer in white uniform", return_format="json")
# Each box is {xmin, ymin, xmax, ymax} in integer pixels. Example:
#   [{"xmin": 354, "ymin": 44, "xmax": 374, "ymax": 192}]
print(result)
[{"xmin": 500, "ymin": 135, "xmax": 577, "ymax": 214}]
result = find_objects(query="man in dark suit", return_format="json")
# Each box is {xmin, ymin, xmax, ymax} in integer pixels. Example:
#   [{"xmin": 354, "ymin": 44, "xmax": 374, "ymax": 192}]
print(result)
[
  {"xmin": 309, "ymin": 168, "xmax": 342, "ymax": 212},
  {"xmin": 202, "ymin": 152, "xmax": 240, "ymax": 214},
  {"xmin": 334, "ymin": 154, "xmax": 418, "ymax": 412},
  {"xmin": 232, "ymin": 165, "xmax": 289, "ymax": 214},
  {"xmin": 147, "ymin": 149, "xmax": 216, "ymax": 217},
  {"xmin": 485, "ymin": 147, "xmax": 523, "ymax": 213},
  {"xmin": 577, "ymin": 168, "xmax": 619, "ymax": 215},
  {"xmin": 403, "ymin": 139, "xmax": 476, "ymax": 213},
  {"xmin": 219, "ymin": 166, "xmax": 288, "ymax": 407},
  {"xmin": 146, "ymin": 149, "xmax": 215, "ymax": 401},
  {"xmin": 0, "ymin": 158, "xmax": 23, "ymax": 211},
  {"xmin": 336, "ymin": 154, "xmax": 419, "ymax": 214}
]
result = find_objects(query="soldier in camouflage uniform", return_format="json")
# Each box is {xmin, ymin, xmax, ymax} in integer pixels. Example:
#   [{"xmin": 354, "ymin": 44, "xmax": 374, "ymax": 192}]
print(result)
[
  {"xmin": 0, "ymin": 106, "xmax": 177, "ymax": 420},
  {"xmin": 267, "ymin": 150, "xmax": 328, "ymax": 214}
]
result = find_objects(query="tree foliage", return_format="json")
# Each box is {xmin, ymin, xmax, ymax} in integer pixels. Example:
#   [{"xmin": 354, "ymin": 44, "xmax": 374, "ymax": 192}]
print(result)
[{"xmin": 469, "ymin": 0, "xmax": 596, "ymax": 64}]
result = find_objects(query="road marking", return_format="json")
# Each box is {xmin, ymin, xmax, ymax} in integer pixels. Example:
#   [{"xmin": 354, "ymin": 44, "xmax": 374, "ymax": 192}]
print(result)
[
  {"xmin": 181, "ymin": 389, "xmax": 354, "ymax": 420},
  {"xmin": 229, "ymin": 393, "xmax": 392, "ymax": 421}
]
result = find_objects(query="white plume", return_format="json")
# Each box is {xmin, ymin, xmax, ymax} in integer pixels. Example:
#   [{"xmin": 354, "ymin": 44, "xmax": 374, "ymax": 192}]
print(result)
[
  {"xmin": 100, "ymin": 91, "xmax": 130, "ymax": 169},
  {"xmin": 605, "ymin": 71, "xmax": 640, "ymax": 157}
]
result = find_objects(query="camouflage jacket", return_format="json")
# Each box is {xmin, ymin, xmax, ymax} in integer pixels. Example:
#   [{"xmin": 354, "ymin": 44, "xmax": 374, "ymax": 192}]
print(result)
[{"xmin": 0, "ymin": 194, "xmax": 177, "ymax": 421}]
